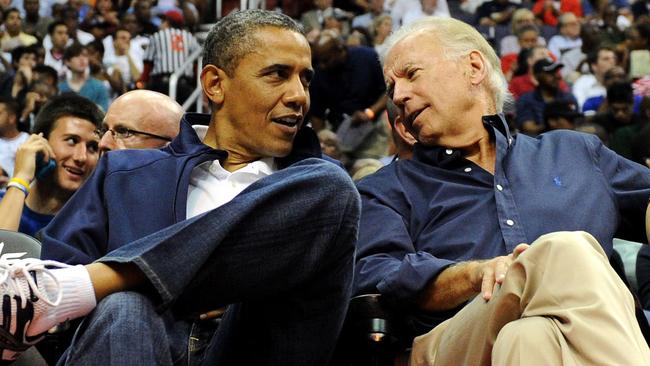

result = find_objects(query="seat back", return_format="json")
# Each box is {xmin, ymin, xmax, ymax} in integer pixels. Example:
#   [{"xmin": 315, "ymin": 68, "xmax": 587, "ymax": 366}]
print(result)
[
  {"xmin": 0, "ymin": 229, "xmax": 42, "ymax": 259},
  {"xmin": 0, "ymin": 230, "xmax": 47, "ymax": 366}
]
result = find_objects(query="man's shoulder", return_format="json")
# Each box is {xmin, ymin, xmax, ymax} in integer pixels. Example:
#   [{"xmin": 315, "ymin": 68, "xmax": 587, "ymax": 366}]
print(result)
[
  {"xmin": 86, "ymin": 77, "xmax": 105, "ymax": 86},
  {"xmin": 348, "ymin": 45, "xmax": 379, "ymax": 61},
  {"xmin": 101, "ymin": 148, "xmax": 176, "ymax": 175},
  {"xmin": 357, "ymin": 161, "xmax": 392, "ymax": 182},
  {"xmin": 573, "ymin": 74, "xmax": 597, "ymax": 87},
  {"xmin": 356, "ymin": 162, "xmax": 410, "ymax": 195},
  {"xmin": 16, "ymin": 132, "xmax": 29, "ymax": 144},
  {"xmin": 556, "ymin": 89, "xmax": 577, "ymax": 101},
  {"xmin": 517, "ymin": 90, "xmax": 540, "ymax": 102},
  {"xmin": 531, "ymin": 129, "xmax": 599, "ymax": 147},
  {"xmin": 0, "ymin": 132, "xmax": 29, "ymax": 144}
]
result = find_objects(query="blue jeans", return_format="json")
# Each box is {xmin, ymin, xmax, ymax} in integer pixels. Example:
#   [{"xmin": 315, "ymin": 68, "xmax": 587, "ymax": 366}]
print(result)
[{"xmin": 60, "ymin": 159, "xmax": 360, "ymax": 365}]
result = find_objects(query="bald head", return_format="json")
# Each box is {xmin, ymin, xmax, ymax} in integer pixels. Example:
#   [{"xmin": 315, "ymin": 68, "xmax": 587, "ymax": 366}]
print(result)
[{"xmin": 99, "ymin": 90, "xmax": 183, "ymax": 152}]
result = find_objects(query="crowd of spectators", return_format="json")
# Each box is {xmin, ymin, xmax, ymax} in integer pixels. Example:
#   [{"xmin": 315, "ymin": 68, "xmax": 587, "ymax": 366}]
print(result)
[
  {"xmin": 0, "ymin": 0, "xmax": 202, "ymax": 182},
  {"xmin": 0, "ymin": 0, "xmax": 648, "ymax": 182},
  {"xmin": 297, "ymin": 0, "xmax": 650, "ymax": 178}
]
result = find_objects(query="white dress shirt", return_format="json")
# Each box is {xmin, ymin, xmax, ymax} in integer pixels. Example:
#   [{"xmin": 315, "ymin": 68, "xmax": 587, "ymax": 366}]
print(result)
[{"xmin": 186, "ymin": 125, "xmax": 276, "ymax": 219}]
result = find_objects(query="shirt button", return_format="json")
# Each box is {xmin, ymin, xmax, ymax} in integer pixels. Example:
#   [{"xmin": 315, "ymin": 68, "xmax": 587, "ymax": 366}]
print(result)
[
  {"xmin": 506, "ymin": 219, "xmax": 515, "ymax": 226},
  {"xmin": 464, "ymin": 167, "xmax": 472, "ymax": 173},
  {"xmin": 496, "ymin": 184, "xmax": 503, "ymax": 191},
  {"xmin": 445, "ymin": 149, "xmax": 453, "ymax": 155}
]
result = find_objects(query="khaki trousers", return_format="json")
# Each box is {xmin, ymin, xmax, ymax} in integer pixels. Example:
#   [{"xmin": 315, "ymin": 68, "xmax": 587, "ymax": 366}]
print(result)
[{"xmin": 409, "ymin": 231, "xmax": 650, "ymax": 366}]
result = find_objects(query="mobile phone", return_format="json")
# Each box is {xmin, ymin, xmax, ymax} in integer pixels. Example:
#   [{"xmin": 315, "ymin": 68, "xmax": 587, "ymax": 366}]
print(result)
[{"xmin": 35, "ymin": 153, "xmax": 56, "ymax": 180}]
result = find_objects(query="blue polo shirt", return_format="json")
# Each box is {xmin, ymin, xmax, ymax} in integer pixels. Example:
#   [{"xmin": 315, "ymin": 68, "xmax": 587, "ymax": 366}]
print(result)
[{"xmin": 354, "ymin": 115, "xmax": 650, "ymax": 307}]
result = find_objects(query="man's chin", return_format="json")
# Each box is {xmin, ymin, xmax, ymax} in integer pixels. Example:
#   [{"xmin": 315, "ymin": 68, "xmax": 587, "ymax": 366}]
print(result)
[{"xmin": 54, "ymin": 175, "xmax": 85, "ymax": 195}]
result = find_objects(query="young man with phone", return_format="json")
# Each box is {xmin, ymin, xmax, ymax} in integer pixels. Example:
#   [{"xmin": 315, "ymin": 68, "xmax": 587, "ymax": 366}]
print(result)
[{"xmin": 0, "ymin": 93, "xmax": 102, "ymax": 236}]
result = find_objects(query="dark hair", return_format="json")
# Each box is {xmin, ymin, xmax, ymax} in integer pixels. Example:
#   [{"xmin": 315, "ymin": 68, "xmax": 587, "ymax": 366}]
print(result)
[
  {"xmin": 606, "ymin": 81, "xmax": 634, "ymax": 104},
  {"xmin": 587, "ymin": 46, "xmax": 615, "ymax": 66},
  {"xmin": 513, "ymin": 47, "xmax": 532, "ymax": 77},
  {"xmin": 634, "ymin": 23, "xmax": 650, "ymax": 49},
  {"xmin": 86, "ymin": 39, "xmax": 105, "ymax": 56},
  {"xmin": 0, "ymin": 97, "xmax": 19, "ymax": 117},
  {"xmin": 62, "ymin": 5, "xmax": 79, "ymax": 19},
  {"xmin": 63, "ymin": 42, "xmax": 86, "ymax": 61},
  {"xmin": 4, "ymin": 7, "xmax": 21, "ymax": 19},
  {"xmin": 11, "ymin": 45, "xmax": 37, "ymax": 65},
  {"xmin": 203, "ymin": 9, "xmax": 304, "ymax": 76},
  {"xmin": 32, "ymin": 93, "xmax": 103, "ymax": 138},
  {"xmin": 47, "ymin": 20, "xmax": 67, "ymax": 35},
  {"xmin": 33, "ymin": 64, "xmax": 58, "ymax": 83},
  {"xmin": 515, "ymin": 24, "xmax": 539, "ymax": 38},
  {"xmin": 114, "ymin": 25, "xmax": 130, "ymax": 35}
]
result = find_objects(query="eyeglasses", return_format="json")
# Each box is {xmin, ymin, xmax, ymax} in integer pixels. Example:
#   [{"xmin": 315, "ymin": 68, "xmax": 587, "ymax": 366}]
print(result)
[{"xmin": 97, "ymin": 125, "xmax": 173, "ymax": 142}]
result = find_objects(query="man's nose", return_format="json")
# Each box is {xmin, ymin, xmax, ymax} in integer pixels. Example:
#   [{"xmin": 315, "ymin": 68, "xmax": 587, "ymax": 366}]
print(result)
[
  {"xmin": 392, "ymin": 82, "xmax": 410, "ymax": 108},
  {"xmin": 73, "ymin": 143, "xmax": 88, "ymax": 163},
  {"xmin": 285, "ymin": 77, "xmax": 308, "ymax": 110},
  {"xmin": 99, "ymin": 131, "xmax": 115, "ymax": 153}
]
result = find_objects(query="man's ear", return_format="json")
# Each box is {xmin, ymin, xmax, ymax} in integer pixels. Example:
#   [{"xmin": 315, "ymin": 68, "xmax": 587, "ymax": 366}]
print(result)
[
  {"xmin": 394, "ymin": 116, "xmax": 417, "ymax": 146},
  {"xmin": 467, "ymin": 50, "xmax": 488, "ymax": 86},
  {"xmin": 201, "ymin": 64, "xmax": 226, "ymax": 106}
]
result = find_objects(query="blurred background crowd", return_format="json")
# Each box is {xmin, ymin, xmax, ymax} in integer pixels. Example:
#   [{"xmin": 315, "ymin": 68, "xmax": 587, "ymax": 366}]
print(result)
[{"xmin": 0, "ymin": 0, "xmax": 648, "ymax": 184}]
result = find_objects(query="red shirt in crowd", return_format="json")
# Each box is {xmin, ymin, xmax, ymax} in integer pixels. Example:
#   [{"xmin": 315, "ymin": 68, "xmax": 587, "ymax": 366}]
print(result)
[{"xmin": 532, "ymin": 0, "xmax": 582, "ymax": 26}]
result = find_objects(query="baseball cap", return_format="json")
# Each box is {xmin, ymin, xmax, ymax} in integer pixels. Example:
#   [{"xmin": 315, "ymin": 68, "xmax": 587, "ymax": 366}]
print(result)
[
  {"xmin": 159, "ymin": 9, "xmax": 184, "ymax": 27},
  {"xmin": 533, "ymin": 59, "xmax": 564, "ymax": 74}
]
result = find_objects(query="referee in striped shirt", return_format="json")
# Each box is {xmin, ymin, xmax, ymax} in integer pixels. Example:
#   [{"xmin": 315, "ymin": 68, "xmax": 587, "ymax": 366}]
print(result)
[{"xmin": 138, "ymin": 9, "xmax": 200, "ymax": 103}]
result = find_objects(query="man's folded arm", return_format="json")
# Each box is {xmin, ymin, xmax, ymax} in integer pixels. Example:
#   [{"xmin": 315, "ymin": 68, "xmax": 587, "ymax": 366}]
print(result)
[{"xmin": 354, "ymin": 190, "xmax": 458, "ymax": 307}]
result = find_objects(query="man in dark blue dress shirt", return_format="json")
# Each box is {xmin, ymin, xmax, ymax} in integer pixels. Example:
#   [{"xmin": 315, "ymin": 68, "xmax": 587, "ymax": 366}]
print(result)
[{"xmin": 355, "ymin": 16, "xmax": 650, "ymax": 365}]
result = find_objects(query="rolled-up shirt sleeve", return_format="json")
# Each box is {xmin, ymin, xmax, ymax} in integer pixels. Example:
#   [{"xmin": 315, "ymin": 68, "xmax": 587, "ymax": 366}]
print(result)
[
  {"xmin": 587, "ymin": 134, "xmax": 650, "ymax": 211},
  {"xmin": 354, "ymin": 178, "xmax": 455, "ymax": 305}
]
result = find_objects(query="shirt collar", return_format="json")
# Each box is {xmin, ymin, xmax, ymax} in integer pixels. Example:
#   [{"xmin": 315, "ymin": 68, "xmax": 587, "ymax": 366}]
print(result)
[
  {"xmin": 175, "ymin": 112, "xmax": 322, "ymax": 169},
  {"xmin": 200, "ymin": 157, "xmax": 276, "ymax": 179},
  {"xmin": 412, "ymin": 114, "xmax": 513, "ymax": 168}
]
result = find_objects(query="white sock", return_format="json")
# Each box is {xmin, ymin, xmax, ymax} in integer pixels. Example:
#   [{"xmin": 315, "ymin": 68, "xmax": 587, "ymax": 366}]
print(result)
[{"xmin": 28, "ymin": 265, "xmax": 97, "ymax": 336}]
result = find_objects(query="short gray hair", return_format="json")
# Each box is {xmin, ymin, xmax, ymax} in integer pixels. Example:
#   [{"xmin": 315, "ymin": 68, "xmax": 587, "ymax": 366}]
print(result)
[
  {"xmin": 203, "ymin": 10, "xmax": 305, "ymax": 76},
  {"xmin": 381, "ymin": 17, "xmax": 511, "ymax": 113}
]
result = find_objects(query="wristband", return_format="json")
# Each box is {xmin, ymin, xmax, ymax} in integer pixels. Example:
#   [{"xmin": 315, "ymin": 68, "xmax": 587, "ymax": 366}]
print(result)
[
  {"xmin": 7, "ymin": 182, "xmax": 29, "ymax": 197},
  {"xmin": 9, "ymin": 177, "xmax": 30, "ymax": 193},
  {"xmin": 364, "ymin": 108, "xmax": 375, "ymax": 120}
]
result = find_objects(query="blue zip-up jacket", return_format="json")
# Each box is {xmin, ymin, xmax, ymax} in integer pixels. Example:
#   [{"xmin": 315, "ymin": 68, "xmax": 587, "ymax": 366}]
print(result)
[{"xmin": 41, "ymin": 113, "xmax": 326, "ymax": 265}]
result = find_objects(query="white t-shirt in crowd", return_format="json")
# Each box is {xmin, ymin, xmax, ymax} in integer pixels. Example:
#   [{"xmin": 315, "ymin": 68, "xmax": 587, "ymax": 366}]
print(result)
[{"xmin": 0, "ymin": 132, "xmax": 29, "ymax": 176}]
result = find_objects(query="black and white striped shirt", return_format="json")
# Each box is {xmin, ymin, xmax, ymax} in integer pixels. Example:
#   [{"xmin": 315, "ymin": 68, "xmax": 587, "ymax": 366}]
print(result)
[{"xmin": 144, "ymin": 28, "xmax": 200, "ymax": 77}]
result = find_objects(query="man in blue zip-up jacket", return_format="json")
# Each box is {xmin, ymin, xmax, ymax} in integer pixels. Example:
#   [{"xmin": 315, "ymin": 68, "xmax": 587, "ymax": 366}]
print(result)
[{"xmin": 0, "ymin": 10, "xmax": 360, "ymax": 366}]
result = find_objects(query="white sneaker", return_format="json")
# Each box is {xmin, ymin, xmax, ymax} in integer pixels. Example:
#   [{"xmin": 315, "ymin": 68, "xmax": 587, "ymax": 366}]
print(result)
[{"xmin": 0, "ymin": 258, "xmax": 69, "ymax": 360}]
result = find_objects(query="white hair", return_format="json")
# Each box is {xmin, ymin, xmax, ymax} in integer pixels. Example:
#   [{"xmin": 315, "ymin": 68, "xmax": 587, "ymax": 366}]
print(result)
[{"xmin": 380, "ymin": 17, "xmax": 512, "ymax": 113}]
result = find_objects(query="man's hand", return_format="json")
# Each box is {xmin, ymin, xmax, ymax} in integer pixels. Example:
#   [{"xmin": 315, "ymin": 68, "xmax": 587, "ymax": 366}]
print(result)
[
  {"xmin": 351, "ymin": 108, "xmax": 376, "ymax": 125},
  {"xmin": 16, "ymin": 65, "xmax": 33, "ymax": 86},
  {"xmin": 479, "ymin": 17, "xmax": 496, "ymax": 26},
  {"xmin": 417, "ymin": 244, "xmax": 530, "ymax": 311},
  {"xmin": 21, "ymin": 91, "xmax": 44, "ymax": 120},
  {"xmin": 13, "ymin": 133, "xmax": 55, "ymax": 183},
  {"xmin": 114, "ymin": 38, "xmax": 130, "ymax": 56},
  {"xmin": 472, "ymin": 243, "xmax": 529, "ymax": 301}
]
